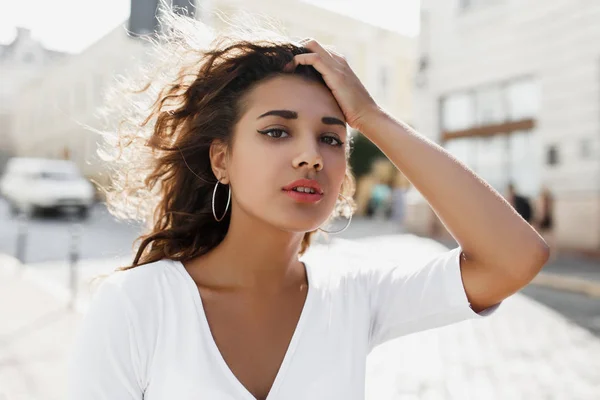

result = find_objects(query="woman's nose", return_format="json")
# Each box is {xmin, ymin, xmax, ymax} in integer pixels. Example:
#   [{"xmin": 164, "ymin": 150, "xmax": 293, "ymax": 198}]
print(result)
[{"xmin": 292, "ymin": 144, "xmax": 323, "ymax": 172}]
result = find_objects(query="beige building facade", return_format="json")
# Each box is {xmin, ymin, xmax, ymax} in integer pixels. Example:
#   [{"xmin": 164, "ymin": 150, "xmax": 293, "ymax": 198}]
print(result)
[
  {"xmin": 0, "ymin": 27, "xmax": 68, "ymax": 169},
  {"xmin": 411, "ymin": 0, "xmax": 600, "ymax": 251},
  {"xmin": 10, "ymin": 25, "xmax": 151, "ymax": 181}
]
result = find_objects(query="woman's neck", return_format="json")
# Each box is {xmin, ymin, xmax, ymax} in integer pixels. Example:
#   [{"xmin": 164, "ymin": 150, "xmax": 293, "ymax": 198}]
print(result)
[{"xmin": 189, "ymin": 209, "xmax": 306, "ymax": 292}]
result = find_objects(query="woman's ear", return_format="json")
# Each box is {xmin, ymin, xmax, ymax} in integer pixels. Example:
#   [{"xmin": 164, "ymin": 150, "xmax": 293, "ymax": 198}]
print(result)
[{"xmin": 209, "ymin": 140, "xmax": 229, "ymax": 184}]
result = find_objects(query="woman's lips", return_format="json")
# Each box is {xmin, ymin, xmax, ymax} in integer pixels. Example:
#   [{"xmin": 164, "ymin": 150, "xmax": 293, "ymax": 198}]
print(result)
[
  {"xmin": 282, "ymin": 179, "xmax": 323, "ymax": 194},
  {"xmin": 282, "ymin": 189, "xmax": 324, "ymax": 203}
]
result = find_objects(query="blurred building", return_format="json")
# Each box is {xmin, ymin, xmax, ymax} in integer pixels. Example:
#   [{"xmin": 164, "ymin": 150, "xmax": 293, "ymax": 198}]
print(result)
[
  {"xmin": 9, "ymin": 25, "xmax": 151, "ymax": 183},
  {"xmin": 0, "ymin": 27, "xmax": 68, "ymax": 171},
  {"xmin": 410, "ymin": 0, "xmax": 600, "ymax": 251},
  {"xmin": 9, "ymin": 0, "xmax": 415, "ymax": 193}
]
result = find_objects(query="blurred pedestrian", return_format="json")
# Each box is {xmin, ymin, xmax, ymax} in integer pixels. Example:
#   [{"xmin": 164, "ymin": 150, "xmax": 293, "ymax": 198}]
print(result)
[
  {"xmin": 389, "ymin": 171, "xmax": 408, "ymax": 230},
  {"xmin": 535, "ymin": 186, "xmax": 556, "ymax": 259},
  {"xmin": 506, "ymin": 182, "xmax": 533, "ymax": 223},
  {"xmin": 67, "ymin": 6, "xmax": 549, "ymax": 399},
  {"xmin": 367, "ymin": 181, "xmax": 391, "ymax": 218},
  {"xmin": 365, "ymin": 158, "xmax": 394, "ymax": 218}
]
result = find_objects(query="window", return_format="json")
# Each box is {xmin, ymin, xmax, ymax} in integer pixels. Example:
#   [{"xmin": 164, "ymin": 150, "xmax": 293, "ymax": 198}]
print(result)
[
  {"xmin": 546, "ymin": 145, "xmax": 559, "ymax": 166},
  {"xmin": 379, "ymin": 66, "xmax": 389, "ymax": 88},
  {"xmin": 509, "ymin": 130, "xmax": 541, "ymax": 197},
  {"xmin": 441, "ymin": 93, "xmax": 475, "ymax": 131},
  {"xmin": 442, "ymin": 76, "xmax": 538, "ymax": 134},
  {"xmin": 580, "ymin": 138, "xmax": 594, "ymax": 159},
  {"xmin": 506, "ymin": 78, "xmax": 539, "ymax": 121},
  {"xmin": 460, "ymin": 0, "xmax": 472, "ymax": 9},
  {"xmin": 445, "ymin": 130, "xmax": 541, "ymax": 197},
  {"xmin": 475, "ymin": 85, "xmax": 505, "ymax": 125},
  {"xmin": 460, "ymin": 0, "xmax": 495, "ymax": 10},
  {"xmin": 335, "ymin": 43, "xmax": 355, "ymax": 68},
  {"xmin": 76, "ymin": 82, "xmax": 87, "ymax": 111},
  {"xmin": 378, "ymin": 66, "xmax": 390, "ymax": 100},
  {"xmin": 93, "ymin": 74, "xmax": 104, "ymax": 101},
  {"xmin": 474, "ymin": 134, "xmax": 508, "ymax": 191},
  {"xmin": 445, "ymin": 137, "xmax": 475, "ymax": 169}
]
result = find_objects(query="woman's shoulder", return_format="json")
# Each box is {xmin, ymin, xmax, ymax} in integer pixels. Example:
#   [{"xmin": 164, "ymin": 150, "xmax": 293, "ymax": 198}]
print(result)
[
  {"xmin": 103, "ymin": 257, "xmax": 177, "ymax": 283},
  {"xmin": 302, "ymin": 239, "xmax": 386, "ymax": 284},
  {"xmin": 93, "ymin": 258, "xmax": 182, "ymax": 305},
  {"xmin": 303, "ymin": 235, "xmax": 444, "ymax": 283}
]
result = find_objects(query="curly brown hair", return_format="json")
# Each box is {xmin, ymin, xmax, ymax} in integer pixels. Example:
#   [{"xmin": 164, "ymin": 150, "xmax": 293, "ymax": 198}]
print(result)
[{"xmin": 96, "ymin": 8, "xmax": 355, "ymax": 273}]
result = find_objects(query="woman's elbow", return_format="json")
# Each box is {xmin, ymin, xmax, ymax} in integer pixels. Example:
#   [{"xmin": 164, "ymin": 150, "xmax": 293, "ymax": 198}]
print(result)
[{"xmin": 515, "ymin": 238, "xmax": 551, "ymax": 283}]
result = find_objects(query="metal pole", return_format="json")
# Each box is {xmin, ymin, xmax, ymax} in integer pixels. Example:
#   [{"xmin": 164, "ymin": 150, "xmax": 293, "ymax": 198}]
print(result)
[
  {"xmin": 15, "ymin": 211, "xmax": 28, "ymax": 267},
  {"xmin": 68, "ymin": 220, "xmax": 83, "ymax": 310}
]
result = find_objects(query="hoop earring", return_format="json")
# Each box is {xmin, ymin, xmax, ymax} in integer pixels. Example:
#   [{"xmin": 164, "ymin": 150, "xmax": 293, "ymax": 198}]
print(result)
[
  {"xmin": 318, "ymin": 194, "xmax": 353, "ymax": 234},
  {"xmin": 212, "ymin": 181, "xmax": 231, "ymax": 222}
]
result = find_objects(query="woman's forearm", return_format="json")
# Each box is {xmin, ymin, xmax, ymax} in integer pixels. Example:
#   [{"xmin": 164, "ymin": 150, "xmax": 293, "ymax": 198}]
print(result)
[{"xmin": 358, "ymin": 107, "xmax": 549, "ymax": 281}]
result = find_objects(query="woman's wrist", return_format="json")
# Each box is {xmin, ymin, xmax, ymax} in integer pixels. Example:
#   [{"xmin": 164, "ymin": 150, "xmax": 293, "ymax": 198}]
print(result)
[{"xmin": 353, "ymin": 104, "xmax": 389, "ymax": 134}]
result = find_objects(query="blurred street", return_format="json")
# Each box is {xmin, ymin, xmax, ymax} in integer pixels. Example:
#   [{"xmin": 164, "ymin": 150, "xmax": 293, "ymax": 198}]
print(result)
[{"xmin": 0, "ymin": 198, "xmax": 143, "ymax": 264}]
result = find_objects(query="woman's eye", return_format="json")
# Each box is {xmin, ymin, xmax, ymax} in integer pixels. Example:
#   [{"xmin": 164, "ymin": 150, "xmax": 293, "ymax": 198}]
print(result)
[
  {"xmin": 321, "ymin": 135, "xmax": 344, "ymax": 147},
  {"xmin": 258, "ymin": 128, "xmax": 289, "ymax": 138}
]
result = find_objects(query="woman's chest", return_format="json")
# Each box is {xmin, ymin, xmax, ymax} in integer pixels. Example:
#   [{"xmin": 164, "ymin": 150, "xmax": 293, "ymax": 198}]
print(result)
[
  {"xmin": 199, "ymin": 288, "xmax": 309, "ymax": 400},
  {"xmin": 144, "ymin": 296, "xmax": 371, "ymax": 400}
]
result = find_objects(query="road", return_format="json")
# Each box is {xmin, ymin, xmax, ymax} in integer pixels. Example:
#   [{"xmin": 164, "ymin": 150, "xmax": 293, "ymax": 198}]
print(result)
[
  {"xmin": 1, "ymin": 198, "xmax": 599, "ymax": 338},
  {"xmin": 0, "ymin": 199, "xmax": 143, "ymax": 264}
]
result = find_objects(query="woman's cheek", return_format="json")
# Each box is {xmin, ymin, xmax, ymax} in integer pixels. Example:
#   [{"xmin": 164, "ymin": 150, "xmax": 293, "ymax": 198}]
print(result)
[
  {"xmin": 327, "ymin": 153, "xmax": 348, "ymax": 189},
  {"xmin": 230, "ymin": 153, "xmax": 279, "ymax": 198}
]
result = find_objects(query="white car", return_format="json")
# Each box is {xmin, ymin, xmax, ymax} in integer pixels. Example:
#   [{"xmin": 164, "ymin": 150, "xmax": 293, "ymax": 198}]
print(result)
[{"xmin": 0, "ymin": 157, "xmax": 96, "ymax": 219}]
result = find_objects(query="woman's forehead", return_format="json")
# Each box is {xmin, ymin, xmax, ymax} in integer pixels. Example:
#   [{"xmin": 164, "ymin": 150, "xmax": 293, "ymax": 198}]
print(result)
[{"xmin": 243, "ymin": 75, "xmax": 345, "ymax": 121}]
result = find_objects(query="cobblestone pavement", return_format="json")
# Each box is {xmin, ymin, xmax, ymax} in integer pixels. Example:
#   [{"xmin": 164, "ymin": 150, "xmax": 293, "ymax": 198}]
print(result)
[
  {"xmin": 0, "ymin": 265, "xmax": 81, "ymax": 400},
  {"xmin": 2, "ymin": 235, "xmax": 600, "ymax": 399},
  {"xmin": 366, "ymin": 295, "xmax": 600, "ymax": 399}
]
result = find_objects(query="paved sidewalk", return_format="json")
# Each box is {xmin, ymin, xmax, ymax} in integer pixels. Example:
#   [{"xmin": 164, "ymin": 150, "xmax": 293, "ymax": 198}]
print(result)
[
  {"xmin": 0, "ymin": 256, "xmax": 130, "ymax": 400},
  {"xmin": 2, "ymin": 236, "xmax": 600, "ymax": 399},
  {"xmin": 365, "ymin": 294, "xmax": 600, "ymax": 399},
  {"xmin": 0, "ymin": 264, "xmax": 81, "ymax": 400}
]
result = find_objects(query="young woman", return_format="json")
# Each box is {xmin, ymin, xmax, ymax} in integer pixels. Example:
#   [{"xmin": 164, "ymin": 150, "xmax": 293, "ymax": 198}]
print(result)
[{"xmin": 68, "ymin": 10, "xmax": 549, "ymax": 400}]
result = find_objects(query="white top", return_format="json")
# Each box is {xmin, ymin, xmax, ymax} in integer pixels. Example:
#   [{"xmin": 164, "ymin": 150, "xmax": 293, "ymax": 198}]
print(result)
[{"xmin": 67, "ymin": 243, "xmax": 498, "ymax": 400}]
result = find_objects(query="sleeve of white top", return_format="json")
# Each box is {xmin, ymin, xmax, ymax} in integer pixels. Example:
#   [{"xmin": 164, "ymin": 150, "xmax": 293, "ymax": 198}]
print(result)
[
  {"xmin": 367, "ymin": 247, "xmax": 500, "ymax": 350},
  {"xmin": 67, "ymin": 278, "xmax": 145, "ymax": 399}
]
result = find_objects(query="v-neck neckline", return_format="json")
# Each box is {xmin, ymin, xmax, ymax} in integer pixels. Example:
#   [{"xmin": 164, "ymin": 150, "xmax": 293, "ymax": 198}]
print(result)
[{"xmin": 172, "ymin": 259, "xmax": 315, "ymax": 400}]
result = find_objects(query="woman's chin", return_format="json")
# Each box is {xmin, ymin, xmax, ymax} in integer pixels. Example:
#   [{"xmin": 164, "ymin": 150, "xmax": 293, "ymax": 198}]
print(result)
[
  {"xmin": 277, "ymin": 219, "xmax": 326, "ymax": 234},
  {"xmin": 265, "ymin": 208, "xmax": 333, "ymax": 234}
]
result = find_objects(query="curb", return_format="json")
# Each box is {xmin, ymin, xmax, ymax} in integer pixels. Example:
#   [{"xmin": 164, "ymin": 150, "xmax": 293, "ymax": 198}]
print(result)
[{"xmin": 531, "ymin": 272, "xmax": 600, "ymax": 298}]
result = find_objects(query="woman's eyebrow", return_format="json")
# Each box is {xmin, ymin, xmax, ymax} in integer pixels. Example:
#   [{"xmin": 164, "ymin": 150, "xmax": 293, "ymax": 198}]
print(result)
[
  {"xmin": 321, "ymin": 116, "xmax": 346, "ymax": 127},
  {"xmin": 257, "ymin": 109, "xmax": 298, "ymax": 120},
  {"xmin": 257, "ymin": 110, "xmax": 346, "ymax": 127}
]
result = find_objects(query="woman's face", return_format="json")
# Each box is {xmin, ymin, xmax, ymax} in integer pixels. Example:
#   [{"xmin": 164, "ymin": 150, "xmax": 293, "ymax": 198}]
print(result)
[{"xmin": 224, "ymin": 74, "xmax": 348, "ymax": 233}]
